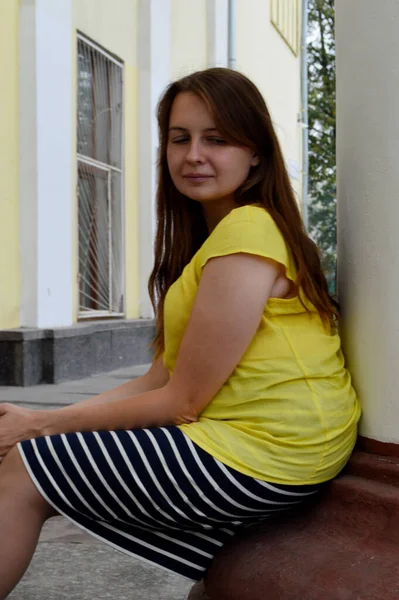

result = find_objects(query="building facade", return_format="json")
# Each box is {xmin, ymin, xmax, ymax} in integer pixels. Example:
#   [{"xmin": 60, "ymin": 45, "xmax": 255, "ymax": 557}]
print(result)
[{"xmin": 0, "ymin": 0, "xmax": 304, "ymax": 384}]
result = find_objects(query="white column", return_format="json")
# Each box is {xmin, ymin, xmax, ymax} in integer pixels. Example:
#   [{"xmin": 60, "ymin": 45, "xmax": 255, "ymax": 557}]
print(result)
[
  {"xmin": 336, "ymin": 0, "xmax": 399, "ymax": 443},
  {"xmin": 207, "ymin": 0, "xmax": 229, "ymax": 67},
  {"xmin": 138, "ymin": 0, "xmax": 171, "ymax": 318},
  {"xmin": 19, "ymin": 0, "xmax": 73, "ymax": 328}
]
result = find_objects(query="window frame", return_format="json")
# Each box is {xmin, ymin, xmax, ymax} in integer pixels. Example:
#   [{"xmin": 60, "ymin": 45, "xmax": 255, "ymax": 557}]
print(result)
[{"xmin": 76, "ymin": 33, "xmax": 126, "ymax": 320}]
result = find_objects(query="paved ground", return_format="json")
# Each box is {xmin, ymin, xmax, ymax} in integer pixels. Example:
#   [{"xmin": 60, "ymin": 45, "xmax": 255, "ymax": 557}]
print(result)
[
  {"xmin": 1, "ymin": 366, "xmax": 194, "ymax": 600},
  {"xmin": 0, "ymin": 364, "xmax": 150, "ymax": 410}
]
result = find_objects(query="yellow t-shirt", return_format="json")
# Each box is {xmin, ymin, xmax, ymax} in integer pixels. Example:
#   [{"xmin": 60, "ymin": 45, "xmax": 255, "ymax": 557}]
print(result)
[{"xmin": 163, "ymin": 205, "xmax": 361, "ymax": 485}]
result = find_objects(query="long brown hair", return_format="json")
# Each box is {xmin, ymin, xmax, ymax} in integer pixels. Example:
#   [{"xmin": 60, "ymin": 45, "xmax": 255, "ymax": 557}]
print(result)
[{"xmin": 149, "ymin": 68, "xmax": 339, "ymax": 357}]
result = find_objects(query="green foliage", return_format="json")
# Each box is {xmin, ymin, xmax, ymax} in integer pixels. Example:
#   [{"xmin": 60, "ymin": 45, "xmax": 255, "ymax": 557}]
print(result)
[{"xmin": 307, "ymin": 0, "xmax": 336, "ymax": 293}]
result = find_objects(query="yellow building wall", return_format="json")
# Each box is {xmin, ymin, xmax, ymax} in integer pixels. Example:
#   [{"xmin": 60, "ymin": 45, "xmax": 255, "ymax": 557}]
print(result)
[
  {"xmin": 171, "ymin": 0, "xmax": 207, "ymax": 79},
  {"xmin": 73, "ymin": 0, "xmax": 137, "ymax": 66},
  {"xmin": 236, "ymin": 0, "xmax": 303, "ymax": 203},
  {"xmin": 0, "ymin": 0, "xmax": 20, "ymax": 329},
  {"xmin": 72, "ymin": 0, "xmax": 140, "ymax": 320}
]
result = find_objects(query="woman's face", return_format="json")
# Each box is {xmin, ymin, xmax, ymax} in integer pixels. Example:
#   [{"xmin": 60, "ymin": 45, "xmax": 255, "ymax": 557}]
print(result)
[{"xmin": 166, "ymin": 92, "xmax": 259, "ymax": 206}]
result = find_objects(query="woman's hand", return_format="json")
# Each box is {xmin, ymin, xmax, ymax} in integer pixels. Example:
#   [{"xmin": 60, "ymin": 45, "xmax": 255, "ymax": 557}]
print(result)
[{"xmin": 0, "ymin": 403, "xmax": 45, "ymax": 458}]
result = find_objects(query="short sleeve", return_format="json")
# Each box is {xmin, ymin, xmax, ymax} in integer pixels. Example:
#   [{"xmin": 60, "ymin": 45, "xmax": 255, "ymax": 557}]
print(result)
[{"xmin": 197, "ymin": 205, "xmax": 296, "ymax": 282}]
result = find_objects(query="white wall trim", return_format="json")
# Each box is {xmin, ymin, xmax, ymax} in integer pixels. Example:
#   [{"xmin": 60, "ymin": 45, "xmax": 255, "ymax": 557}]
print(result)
[
  {"xmin": 19, "ymin": 1, "xmax": 39, "ymax": 327},
  {"xmin": 207, "ymin": 0, "xmax": 229, "ymax": 67},
  {"xmin": 19, "ymin": 0, "xmax": 73, "ymax": 328},
  {"xmin": 138, "ymin": 0, "xmax": 171, "ymax": 318},
  {"xmin": 336, "ymin": 0, "xmax": 399, "ymax": 443}
]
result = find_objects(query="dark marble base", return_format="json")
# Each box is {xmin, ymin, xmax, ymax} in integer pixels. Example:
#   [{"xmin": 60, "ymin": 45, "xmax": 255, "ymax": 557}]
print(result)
[{"xmin": 0, "ymin": 319, "xmax": 155, "ymax": 386}]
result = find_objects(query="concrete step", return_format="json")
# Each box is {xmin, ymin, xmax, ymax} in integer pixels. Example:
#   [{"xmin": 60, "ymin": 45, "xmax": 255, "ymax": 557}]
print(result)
[{"xmin": 203, "ymin": 454, "xmax": 399, "ymax": 599}]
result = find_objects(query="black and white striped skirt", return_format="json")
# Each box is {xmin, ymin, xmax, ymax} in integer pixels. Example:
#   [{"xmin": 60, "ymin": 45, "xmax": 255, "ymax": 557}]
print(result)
[{"xmin": 18, "ymin": 426, "xmax": 321, "ymax": 581}]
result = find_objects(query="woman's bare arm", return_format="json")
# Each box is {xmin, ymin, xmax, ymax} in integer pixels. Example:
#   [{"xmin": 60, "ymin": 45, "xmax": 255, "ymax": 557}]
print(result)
[
  {"xmin": 0, "ymin": 253, "xmax": 280, "ymax": 454},
  {"xmin": 36, "ymin": 253, "xmax": 280, "ymax": 435}
]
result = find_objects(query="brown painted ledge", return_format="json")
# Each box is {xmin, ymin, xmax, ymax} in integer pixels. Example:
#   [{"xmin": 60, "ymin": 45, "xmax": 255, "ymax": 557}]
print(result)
[{"xmin": 188, "ymin": 447, "xmax": 399, "ymax": 600}]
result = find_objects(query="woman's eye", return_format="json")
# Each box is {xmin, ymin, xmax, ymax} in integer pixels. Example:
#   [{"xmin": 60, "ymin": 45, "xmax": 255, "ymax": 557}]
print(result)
[
  {"xmin": 208, "ymin": 137, "xmax": 227, "ymax": 145},
  {"xmin": 171, "ymin": 137, "xmax": 189, "ymax": 144}
]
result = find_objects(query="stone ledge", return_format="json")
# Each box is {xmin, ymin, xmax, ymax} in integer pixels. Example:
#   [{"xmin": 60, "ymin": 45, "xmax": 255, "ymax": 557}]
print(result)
[
  {"xmin": 194, "ymin": 451, "xmax": 399, "ymax": 600},
  {"xmin": 0, "ymin": 329, "xmax": 46, "ymax": 342},
  {"xmin": 0, "ymin": 319, "xmax": 155, "ymax": 386},
  {"xmin": 346, "ymin": 449, "xmax": 399, "ymax": 488},
  {"xmin": 0, "ymin": 318, "xmax": 154, "ymax": 341}
]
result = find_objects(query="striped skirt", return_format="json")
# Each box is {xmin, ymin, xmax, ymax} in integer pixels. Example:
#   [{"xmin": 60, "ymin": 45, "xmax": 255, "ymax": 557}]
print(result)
[{"xmin": 18, "ymin": 426, "xmax": 321, "ymax": 581}]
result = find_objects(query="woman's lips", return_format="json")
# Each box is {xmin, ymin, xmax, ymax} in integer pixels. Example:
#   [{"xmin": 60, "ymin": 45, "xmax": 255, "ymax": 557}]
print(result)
[{"xmin": 183, "ymin": 174, "xmax": 214, "ymax": 182}]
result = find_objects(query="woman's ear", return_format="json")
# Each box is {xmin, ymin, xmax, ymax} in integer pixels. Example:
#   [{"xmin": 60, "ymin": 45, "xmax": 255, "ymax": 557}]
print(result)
[{"xmin": 251, "ymin": 154, "xmax": 260, "ymax": 167}]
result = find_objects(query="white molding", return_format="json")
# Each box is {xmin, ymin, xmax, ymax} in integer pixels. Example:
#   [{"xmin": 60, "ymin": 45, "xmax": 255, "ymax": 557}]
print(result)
[
  {"xmin": 19, "ymin": 1, "xmax": 38, "ymax": 327},
  {"xmin": 138, "ymin": 0, "xmax": 171, "ymax": 318},
  {"xmin": 207, "ymin": 0, "xmax": 229, "ymax": 67},
  {"xmin": 76, "ymin": 33, "xmax": 124, "ymax": 68},
  {"xmin": 19, "ymin": 0, "xmax": 73, "ymax": 327}
]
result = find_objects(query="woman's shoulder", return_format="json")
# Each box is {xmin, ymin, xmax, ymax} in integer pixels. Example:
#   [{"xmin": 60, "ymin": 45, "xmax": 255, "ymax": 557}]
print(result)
[
  {"xmin": 223, "ymin": 203, "xmax": 274, "ymax": 227},
  {"xmin": 194, "ymin": 203, "xmax": 291, "ymax": 273},
  {"xmin": 206, "ymin": 204, "xmax": 275, "ymax": 243}
]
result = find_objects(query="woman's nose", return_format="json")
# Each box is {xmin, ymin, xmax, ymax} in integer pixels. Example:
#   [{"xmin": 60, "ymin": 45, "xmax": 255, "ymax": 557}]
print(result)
[{"xmin": 185, "ymin": 140, "xmax": 205, "ymax": 164}]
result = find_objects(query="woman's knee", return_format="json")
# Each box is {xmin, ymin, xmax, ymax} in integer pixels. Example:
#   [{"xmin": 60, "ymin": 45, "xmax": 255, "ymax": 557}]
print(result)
[
  {"xmin": 0, "ymin": 446, "xmax": 28, "ymax": 479},
  {"xmin": 0, "ymin": 446, "xmax": 56, "ymax": 519}
]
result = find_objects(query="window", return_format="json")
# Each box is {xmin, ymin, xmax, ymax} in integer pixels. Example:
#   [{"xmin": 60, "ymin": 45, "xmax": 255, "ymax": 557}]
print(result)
[
  {"xmin": 270, "ymin": 0, "xmax": 299, "ymax": 56},
  {"xmin": 77, "ymin": 35, "xmax": 125, "ymax": 318}
]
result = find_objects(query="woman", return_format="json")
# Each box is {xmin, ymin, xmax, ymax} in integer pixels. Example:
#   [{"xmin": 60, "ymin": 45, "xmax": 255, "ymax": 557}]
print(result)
[{"xmin": 0, "ymin": 68, "xmax": 360, "ymax": 597}]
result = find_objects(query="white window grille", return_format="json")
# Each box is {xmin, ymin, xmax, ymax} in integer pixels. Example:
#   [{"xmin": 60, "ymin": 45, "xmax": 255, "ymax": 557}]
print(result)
[
  {"xmin": 271, "ymin": 0, "xmax": 299, "ymax": 56},
  {"xmin": 77, "ymin": 35, "xmax": 125, "ymax": 318}
]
